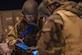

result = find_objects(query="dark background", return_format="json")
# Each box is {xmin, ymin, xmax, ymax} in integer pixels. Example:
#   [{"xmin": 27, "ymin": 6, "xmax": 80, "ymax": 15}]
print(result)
[
  {"xmin": 0, "ymin": 0, "xmax": 42, "ymax": 10},
  {"xmin": 0, "ymin": 0, "xmax": 81, "ymax": 10}
]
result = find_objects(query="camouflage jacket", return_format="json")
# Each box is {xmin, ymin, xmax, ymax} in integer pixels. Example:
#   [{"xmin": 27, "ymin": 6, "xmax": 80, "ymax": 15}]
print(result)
[
  {"xmin": 36, "ymin": 1, "xmax": 82, "ymax": 55},
  {"xmin": 6, "ymin": 17, "xmax": 42, "ymax": 55}
]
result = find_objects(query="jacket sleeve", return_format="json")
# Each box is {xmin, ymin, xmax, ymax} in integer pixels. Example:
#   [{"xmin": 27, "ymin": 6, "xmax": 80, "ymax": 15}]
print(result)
[
  {"xmin": 36, "ymin": 20, "xmax": 55, "ymax": 54},
  {"xmin": 5, "ymin": 20, "xmax": 21, "ymax": 49},
  {"xmin": 36, "ymin": 14, "xmax": 63, "ymax": 55}
]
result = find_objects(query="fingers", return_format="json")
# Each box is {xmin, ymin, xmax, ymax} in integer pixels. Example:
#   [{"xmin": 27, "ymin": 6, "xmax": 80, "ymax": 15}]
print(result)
[
  {"xmin": 26, "ymin": 50, "xmax": 31, "ymax": 53},
  {"xmin": 16, "ymin": 38, "xmax": 24, "ymax": 43}
]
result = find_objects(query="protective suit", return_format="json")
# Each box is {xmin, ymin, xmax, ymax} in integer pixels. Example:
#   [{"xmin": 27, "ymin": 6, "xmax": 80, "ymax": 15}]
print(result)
[
  {"xmin": 37, "ymin": 0, "xmax": 82, "ymax": 55},
  {"xmin": 6, "ymin": 0, "xmax": 42, "ymax": 55}
]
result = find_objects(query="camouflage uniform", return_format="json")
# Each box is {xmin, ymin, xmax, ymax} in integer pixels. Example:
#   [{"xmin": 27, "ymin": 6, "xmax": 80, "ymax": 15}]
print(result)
[
  {"xmin": 6, "ymin": 0, "xmax": 42, "ymax": 55},
  {"xmin": 6, "ymin": 17, "xmax": 42, "ymax": 55},
  {"xmin": 37, "ymin": 1, "xmax": 82, "ymax": 55}
]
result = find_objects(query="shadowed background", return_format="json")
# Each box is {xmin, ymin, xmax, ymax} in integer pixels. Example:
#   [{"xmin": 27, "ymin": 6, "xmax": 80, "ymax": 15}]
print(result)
[
  {"xmin": 0, "ymin": 0, "xmax": 81, "ymax": 10},
  {"xmin": 0, "ymin": 0, "xmax": 42, "ymax": 10}
]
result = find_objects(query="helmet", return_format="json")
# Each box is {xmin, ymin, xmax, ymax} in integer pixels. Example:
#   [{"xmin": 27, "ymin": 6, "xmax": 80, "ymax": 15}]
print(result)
[
  {"xmin": 22, "ymin": 0, "xmax": 38, "ymax": 15},
  {"xmin": 38, "ymin": 2, "xmax": 51, "ymax": 17},
  {"xmin": 43, "ymin": 0, "xmax": 65, "ymax": 7}
]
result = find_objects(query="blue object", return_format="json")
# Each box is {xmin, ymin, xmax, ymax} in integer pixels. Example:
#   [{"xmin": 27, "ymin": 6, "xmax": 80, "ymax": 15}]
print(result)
[
  {"xmin": 32, "ymin": 50, "xmax": 39, "ymax": 55},
  {"xmin": 22, "ymin": 24, "xmax": 34, "ymax": 37},
  {"xmin": 16, "ymin": 43, "xmax": 39, "ymax": 55},
  {"xmin": 15, "ymin": 43, "xmax": 30, "ymax": 50}
]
